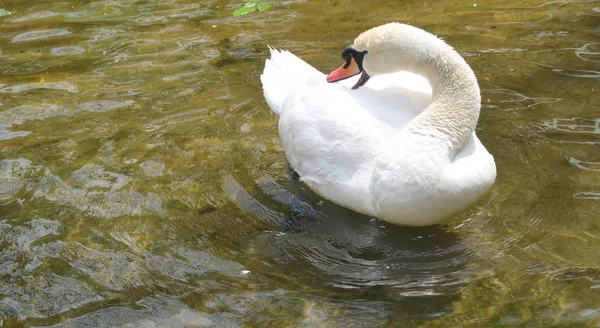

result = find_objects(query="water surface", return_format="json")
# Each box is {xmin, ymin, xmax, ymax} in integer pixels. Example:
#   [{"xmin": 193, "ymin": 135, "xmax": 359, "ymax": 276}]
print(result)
[{"xmin": 1, "ymin": 0, "xmax": 600, "ymax": 326}]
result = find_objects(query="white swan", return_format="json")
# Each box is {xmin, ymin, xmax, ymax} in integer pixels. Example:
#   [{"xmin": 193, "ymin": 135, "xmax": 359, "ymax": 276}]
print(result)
[{"xmin": 261, "ymin": 23, "xmax": 496, "ymax": 226}]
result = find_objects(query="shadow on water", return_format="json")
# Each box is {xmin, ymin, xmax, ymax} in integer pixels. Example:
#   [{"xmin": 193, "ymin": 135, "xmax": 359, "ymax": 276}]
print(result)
[{"xmin": 224, "ymin": 171, "xmax": 471, "ymax": 316}]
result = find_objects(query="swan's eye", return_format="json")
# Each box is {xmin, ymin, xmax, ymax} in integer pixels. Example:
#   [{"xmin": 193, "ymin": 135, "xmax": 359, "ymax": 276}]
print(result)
[
  {"xmin": 341, "ymin": 47, "xmax": 353, "ymax": 68},
  {"xmin": 341, "ymin": 46, "xmax": 353, "ymax": 59}
]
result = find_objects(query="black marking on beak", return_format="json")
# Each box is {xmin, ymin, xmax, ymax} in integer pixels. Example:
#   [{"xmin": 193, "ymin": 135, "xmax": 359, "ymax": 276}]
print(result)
[{"xmin": 341, "ymin": 46, "xmax": 368, "ymax": 71}]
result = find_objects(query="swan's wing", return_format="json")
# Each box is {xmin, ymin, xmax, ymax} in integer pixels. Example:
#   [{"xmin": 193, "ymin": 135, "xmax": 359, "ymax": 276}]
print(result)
[
  {"xmin": 445, "ymin": 133, "xmax": 497, "ymax": 199},
  {"xmin": 278, "ymin": 83, "xmax": 385, "ymax": 184},
  {"xmin": 261, "ymin": 48, "xmax": 325, "ymax": 115}
]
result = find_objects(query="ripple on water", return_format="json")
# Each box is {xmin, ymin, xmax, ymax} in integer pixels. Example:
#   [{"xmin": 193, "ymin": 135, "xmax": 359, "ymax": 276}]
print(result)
[
  {"xmin": 78, "ymin": 100, "xmax": 135, "ymax": 112},
  {"xmin": 568, "ymin": 157, "xmax": 600, "ymax": 172},
  {"xmin": 72, "ymin": 163, "xmax": 131, "ymax": 190},
  {"xmin": 143, "ymin": 248, "xmax": 245, "ymax": 282},
  {"xmin": 37, "ymin": 241, "xmax": 147, "ymax": 291},
  {"xmin": 6, "ymin": 274, "xmax": 103, "ymax": 319},
  {"xmin": 0, "ymin": 159, "xmax": 165, "ymax": 219},
  {"xmin": 0, "ymin": 219, "xmax": 100, "ymax": 321},
  {"xmin": 0, "ymin": 104, "xmax": 82, "ymax": 141},
  {"xmin": 50, "ymin": 46, "xmax": 86, "ymax": 56},
  {"xmin": 140, "ymin": 160, "xmax": 165, "ymax": 177},
  {"xmin": 574, "ymin": 43, "xmax": 600, "ymax": 64},
  {"xmin": 0, "ymin": 104, "xmax": 74, "ymax": 128},
  {"xmin": 540, "ymin": 117, "xmax": 600, "ymax": 144},
  {"xmin": 12, "ymin": 29, "xmax": 71, "ymax": 43},
  {"xmin": 493, "ymin": 11, "xmax": 554, "ymax": 24},
  {"xmin": 6, "ymin": 10, "xmax": 59, "ymax": 23},
  {"xmin": 0, "ymin": 130, "xmax": 31, "ymax": 141},
  {"xmin": 479, "ymin": 48, "xmax": 528, "ymax": 53},
  {"xmin": 0, "ymin": 81, "xmax": 78, "ymax": 94},
  {"xmin": 227, "ymin": 175, "xmax": 473, "ymax": 298},
  {"xmin": 0, "ymin": 216, "xmax": 245, "ymax": 325},
  {"xmin": 573, "ymin": 192, "xmax": 600, "ymax": 199},
  {"xmin": 0, "ymin": 302, "xmax": 20, "ymax": 326},
  {"xmin": 34, "ymin": 296, "xmax": 221, "ymax": 328},
  {"xmin": 0, "ymin": 158, "xmax": 33, "ymax": 202},
  {"xmin": 204, "ymin": 289, "xmax": 389, "ymax": 327},
  {"xmin": 8, "ymin": 218, "xmax": 60, "ymax": 252},
  {"xmin": 520, "ymin": 61, "xmax": 600, "ymax": 79},
  {"xmin": 482, "ymin": 88, "xmax": 561, "ymax": 110}
]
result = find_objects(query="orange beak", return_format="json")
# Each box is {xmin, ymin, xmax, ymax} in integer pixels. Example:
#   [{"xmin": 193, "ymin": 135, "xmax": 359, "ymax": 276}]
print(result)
[{"xmin": 326, "ymin": 57, "xmax": 361, "ymax": 82}]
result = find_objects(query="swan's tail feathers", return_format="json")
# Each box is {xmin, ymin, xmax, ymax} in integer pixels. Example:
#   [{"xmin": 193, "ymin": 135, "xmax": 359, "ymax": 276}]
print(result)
[{"xmin": 260, "ymin": 48, "xmax": 325, "ymax": 115}]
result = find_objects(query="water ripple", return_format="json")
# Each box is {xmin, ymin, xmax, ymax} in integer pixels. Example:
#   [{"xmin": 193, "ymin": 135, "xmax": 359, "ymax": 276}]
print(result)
[
  {"xmin": 573, "ymin": 192, "xmax": 600, "ymax": 199},
  {"xmin": 12, "ymin": 29, "xmax": 71, "ymax": 43},
  {"xmin": 5, "ymin": 10, "xmax": 59, "ymax": 23},
  {"xmin": 35, "ymin": 295, "xmax": 226, "ymax": 328},
  {"xmin": 78, "ymin": 100, "xmax": 134, "ymax": 112},
  {"xmin": 0, "ymin": 81, "xmax": 78, "ymax": 94},
  {"xmin": 574, "ymin": 43, "xmax": 600, "ymax": 63},
  {"xmin": 568, "ymin": 157, "xmax": 600, "ymax": 172},
  {"xmin": 520, "ymin": 60, "xmax": 600, "ymax": 79},
  {"xmin": 0, "ymin": 159, "xmax": 166, "ymax": 219},
  {"xmin": 540, "ymin": 117, "xmax": 600, "ymax": 144},
  {"xmin": 521, "ymin": 0, "xmax": 600, "ymax": 8},
  {"xmin": 0, "ymin": 130, "xmax": 31, "ymax": 141},
  {"xmin": 482, "ymin": 88, "xmax": 561, "ymax": 110},
  {"xmin": 0, "ymin": 302, "xmax": 20, "ymax": 326},
  {"xmin": 50, "ymin": 46, "xmax": 86, "ymax": 56},
  {"xmin": 222, "ymin": 175, "xmax": 286, "ymax": 226},
  {"xmin": 229, "ymin": 175, "xmax": 473, "ymax": 296}
]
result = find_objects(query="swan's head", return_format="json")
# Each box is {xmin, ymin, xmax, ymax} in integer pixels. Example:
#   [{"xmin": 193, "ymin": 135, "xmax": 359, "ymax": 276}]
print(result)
[
  {"xmin": 326, "ymin": 45, "xmax": 370, "ymax": 90},
  {"xmin": 327, "ymin": 23, "xmax": 447, "ymax": 89}
]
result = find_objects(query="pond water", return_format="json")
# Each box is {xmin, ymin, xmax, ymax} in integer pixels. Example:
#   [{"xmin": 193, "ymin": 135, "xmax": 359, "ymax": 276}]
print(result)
[{"xmin": 1, "ymin": 0, "xmax": 599, "ymax": 326}]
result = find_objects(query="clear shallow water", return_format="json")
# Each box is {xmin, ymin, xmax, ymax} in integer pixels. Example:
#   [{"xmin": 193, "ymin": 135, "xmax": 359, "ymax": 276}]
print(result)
[{"xmin": 0, "ymin": 0, "xmax": 599, "ymax": 326}]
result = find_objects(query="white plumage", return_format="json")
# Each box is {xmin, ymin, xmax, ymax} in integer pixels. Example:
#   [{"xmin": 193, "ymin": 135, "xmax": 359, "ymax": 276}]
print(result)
[{"xmin": 261, "ymin": 23, "xmax": 496, "ymax": 226}]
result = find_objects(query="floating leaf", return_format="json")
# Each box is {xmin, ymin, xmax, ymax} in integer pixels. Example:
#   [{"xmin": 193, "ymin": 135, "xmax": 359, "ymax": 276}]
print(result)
[
  {"xmin": 232, "ymin": 0, "xmax": 272, "ymax": 16},
  {"xmin": 233, "ymin": 5, "xmax": 256, "ymax": 16},
  {"xmin": 256, "ymin": 3, "xmax": 272, "ymax": 11},
  {"xmin": 0, "ymin": 9, "xmax": 15, "ymax": 17}
]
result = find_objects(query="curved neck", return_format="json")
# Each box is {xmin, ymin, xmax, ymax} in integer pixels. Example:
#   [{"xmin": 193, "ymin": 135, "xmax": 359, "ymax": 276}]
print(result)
[{"xmin": 405, "ymin": 51, "xmax": 481, "ymax": 158}]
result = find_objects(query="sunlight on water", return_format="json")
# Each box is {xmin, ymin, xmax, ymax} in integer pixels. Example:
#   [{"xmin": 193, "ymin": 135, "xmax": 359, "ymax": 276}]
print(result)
[{"xmin": 1, "ymin": 0, "xmax": 599, "ymax": 326}]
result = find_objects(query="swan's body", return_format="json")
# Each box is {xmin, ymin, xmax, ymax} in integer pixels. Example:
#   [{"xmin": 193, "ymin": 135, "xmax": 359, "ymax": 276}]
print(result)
[{"xmin": 261, "ymin": 23, "xmax": 496, "ymax": 226}]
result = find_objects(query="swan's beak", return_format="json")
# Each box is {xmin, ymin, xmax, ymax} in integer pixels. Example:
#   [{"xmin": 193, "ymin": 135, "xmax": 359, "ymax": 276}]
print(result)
[
  {"xmin": 326, "ymin": 57, "xmax": 370, "ymax": 89},
  {"xmin": 326, "ymin": 57, "xmax": 361, "ymax": 83}
]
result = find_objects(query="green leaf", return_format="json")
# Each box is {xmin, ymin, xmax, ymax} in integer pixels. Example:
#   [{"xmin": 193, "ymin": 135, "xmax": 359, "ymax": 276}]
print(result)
[
  {"xmin": 0, "ymin": 8, "xmax": 14, "ymax": 17},
  {"xmin": 233, "ymin": 5, "xmax": 256, "ymax": 16},
  {"xmin": 256, "ymin": 3, "xmax": 272, "ymax": 11},
  {"xmin": 232, "ymin": 0, "xmax": 272, "ymax": 16}
]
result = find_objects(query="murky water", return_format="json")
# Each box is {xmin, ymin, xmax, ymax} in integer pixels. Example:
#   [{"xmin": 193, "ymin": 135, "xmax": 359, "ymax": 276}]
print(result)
[{"xmin": 1, "ymin": 0, "xmax": 599, "ymax": 326}]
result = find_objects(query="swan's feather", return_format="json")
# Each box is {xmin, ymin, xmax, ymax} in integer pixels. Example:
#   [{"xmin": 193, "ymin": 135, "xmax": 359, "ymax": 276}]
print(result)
[
  {"xmin": 260, "ymin": 36, "xmax": 496, "ymax": 226},
  {"xmin": 260, "ymin": 48, "xmax": 324, "ymax": 114}
]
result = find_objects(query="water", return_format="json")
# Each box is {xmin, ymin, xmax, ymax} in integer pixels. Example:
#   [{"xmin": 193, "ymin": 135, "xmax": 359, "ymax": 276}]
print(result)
[{"xmin": 0, "ymin": 0, "xmax": 599, "ymax": 326}]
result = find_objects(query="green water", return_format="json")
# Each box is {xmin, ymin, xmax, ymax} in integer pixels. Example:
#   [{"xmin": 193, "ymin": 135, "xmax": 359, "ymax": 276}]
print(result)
[{"xmin": 1, "ymin": 0, "xmax": 599, "ymax": 326}]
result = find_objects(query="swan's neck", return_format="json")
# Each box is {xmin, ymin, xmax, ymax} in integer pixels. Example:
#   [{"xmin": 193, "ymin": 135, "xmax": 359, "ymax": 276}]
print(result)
[{"xmin": 405, "ymin": 50, "xmax": 481, "ymax": 158}]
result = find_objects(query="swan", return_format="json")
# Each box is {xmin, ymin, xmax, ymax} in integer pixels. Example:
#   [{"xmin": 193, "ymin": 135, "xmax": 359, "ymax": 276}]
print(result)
[{"xmin": 260, "ymin": 23, "xmax": 496, "ymax": 226}]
